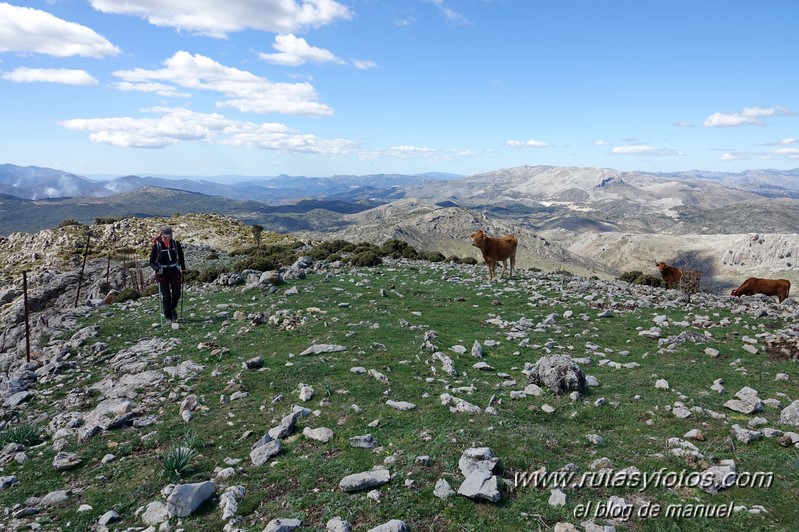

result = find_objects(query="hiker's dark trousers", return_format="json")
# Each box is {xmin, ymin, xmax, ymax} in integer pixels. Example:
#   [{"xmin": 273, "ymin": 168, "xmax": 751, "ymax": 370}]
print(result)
[{"xmin": 158, "ymin": 268, "xmax": 182, "ymax": 320}]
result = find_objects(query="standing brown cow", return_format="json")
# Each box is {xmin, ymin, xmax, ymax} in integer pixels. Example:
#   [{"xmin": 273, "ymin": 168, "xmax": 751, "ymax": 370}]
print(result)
[
  {"xmin": 470, "ymin": 230, "xmax": 518, "ymax": 281},
  {"xmin": 656, "ymin": 261, "xmax": 682, "ymax": 289},
  {"xmin": 656, "ymin": 261, "xmax": 701, "ymax": 291},
  {"xmin": 731, "ymin": 277, "xmax": 791, "ymax": 303}
]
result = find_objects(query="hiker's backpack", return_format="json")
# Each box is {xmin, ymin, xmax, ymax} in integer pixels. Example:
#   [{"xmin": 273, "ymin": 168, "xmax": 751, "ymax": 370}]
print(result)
[{"xmin": 153, "ymin": 236, "xmax": 179, "ymax": 267}]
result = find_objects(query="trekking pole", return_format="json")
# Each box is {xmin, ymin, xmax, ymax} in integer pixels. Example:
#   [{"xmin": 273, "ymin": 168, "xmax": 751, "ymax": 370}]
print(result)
[
  {"xmin": 157, "ymin": 274, "xmax": 163, "ymax": 328},
  {"xmin": 181, "ymin": 271, "xmax": 185, "ymax": 322}
]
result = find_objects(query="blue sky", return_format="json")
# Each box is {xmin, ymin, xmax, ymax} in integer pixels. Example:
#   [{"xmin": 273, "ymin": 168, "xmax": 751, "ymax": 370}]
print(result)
[{"xmin": 1, "ymin": 0, "xmax": 797, "ymax": 178}]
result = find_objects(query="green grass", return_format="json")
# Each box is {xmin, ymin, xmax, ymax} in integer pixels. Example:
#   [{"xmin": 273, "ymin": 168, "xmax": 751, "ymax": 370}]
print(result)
[{"xmin": 2, "ymin": 260, "xmax": 798, "ymax": 531}]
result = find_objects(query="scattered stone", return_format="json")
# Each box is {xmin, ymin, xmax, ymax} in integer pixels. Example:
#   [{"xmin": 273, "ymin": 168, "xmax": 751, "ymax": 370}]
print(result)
[
  {"xmin": 250, "ymin": 438, "xmax": 282, "ymax": 466},
  {"xmin": 339, "ymin": 469, "xmax": 391, "ymax": 492},
  {"xmin": 525, "ymin": 355, "xmax": 586, "ymax": 395},
  {"xmin": 386, "ymin": 400, "xmax": 416, "ymax": 411},
  {"xmin": 780, "ymin": 400, "xmax": 799, "ymax": 426},
  {"xmin": 98, "ymin": 510, "xmax": 121, "ymax": 526},
  {"xmin": 684, "ymin": 429, "xmax": 705, "ymax": 441},
  {"xmin": 471, "ymin": 340, "xmax": 485, "ymax": 358},
  {"xmin": 458, "ymin": 447, "xmax": 498, "ymax": 476},
  {"xmin": 303, "ymin": 427, "xmax": 334, "ymax": 443},
  {"xmin": 586, "ymin": 434, "xmax": 604, "ymax": 446},
  {"xmin": 458, "ymin": 469, "xmax": 501, "ymax": 502},
  {"xmin": 549, "ymin": 488, "xmax": 567, "ymax": 506},
  {"xmin": 732, "ymin": 424, "xmax": 762, "ymax": 443},
  {"xmin": 367, "ymin": 520, "xmax": 408, "ymax": 532},
  {"xmin": 724, "ymin": 386, "xmax": 764, "ymax": 414},
  {"xmin": 349, "ymin": 434, "xmax": 378, "ymax": 449},
  {"xmin": 264, "ymin": 518, "xmax": 302, "ymax": 532},
  {"xmin": 434, "ymin": 478, "xmax": 456, "ymax": 499},
  {"xmin": 52, "ymin": 451, "xmax": 81, "ymax": 470},
  {"xmin": 300, "ymin": 344, "xmax": 347, "ymax": 356},
  {"xmin": 327, "ymin": 516, "xmax": 353, "ymax": 532},
  {"xmin": 166, "ymin": 481, "xmax": 217, "ymax": 517}
]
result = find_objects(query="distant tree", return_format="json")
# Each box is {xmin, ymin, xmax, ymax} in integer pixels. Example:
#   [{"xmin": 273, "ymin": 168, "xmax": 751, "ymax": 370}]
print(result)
[
  {"xmin": 252, "ymin": 224, "xmax": 264, "ymax": 245},
  {"xmin": 56, "ymin": 218, "xmax": 83, "ymax": 229}
]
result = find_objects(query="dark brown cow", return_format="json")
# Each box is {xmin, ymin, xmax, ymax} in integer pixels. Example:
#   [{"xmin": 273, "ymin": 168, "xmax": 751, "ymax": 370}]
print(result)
[
  {"xmin": 470, "ymin": 230, "xmax": 518, "ymax": 281},
  {"xmin": 656, "ymin": 261, "xmax": 702, "ymax": 291},
  {"xmin": 656, "ymin": 261, "xmax": 682, "ymax": 289},
  {"xmin": 731, "ymin": 277, "xmax": 791, "ymax": 303}
]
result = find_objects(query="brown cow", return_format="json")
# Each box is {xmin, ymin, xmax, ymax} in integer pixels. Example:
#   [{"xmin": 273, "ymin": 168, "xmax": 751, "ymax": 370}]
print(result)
[
  {"xmin": 656, "ymin": 261, "xmax": 702, "ymax": 291},
  {"xmin": 656, "ymin": 261, "xmax": 682, "ymax": 289},
  {"xmin": 731, "ymin": 277, "xmax": 791, "ymax": 303},
  {"xmin": 470, "ymin": 230, "xmax": 518, "ymax": 281}
]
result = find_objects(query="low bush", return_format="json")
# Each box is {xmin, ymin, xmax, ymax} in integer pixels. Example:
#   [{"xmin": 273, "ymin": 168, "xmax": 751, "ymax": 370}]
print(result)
[
  {"xmin": 116, "ymin": 287, "xmax": 141, "ymax": 303},
  {"xmin": 349, "ymin": 250, "xmax": 382, "ymax": 267}
]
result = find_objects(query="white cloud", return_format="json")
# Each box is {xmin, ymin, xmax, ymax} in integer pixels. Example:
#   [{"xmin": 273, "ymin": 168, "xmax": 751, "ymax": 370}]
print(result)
[
  {"xmin": 720, "ymin": 153, "xmax": 741, "ymax": 161},
  {"xmin": 506, "ymin": 139, "xmax": 548, "ymax": 148},
  {"xmin": 703, "ymin": 106, "xmax": 794, "ymax": 127},
  {"xmin": 591, "ymin": 140, "xmax": 611, "ymax": 146},
  {"xmin": 58, "ymin": 106, "xmax": 357, "ymax": 153},
  {"xmin": 0, "ymin": 3, "xmax": 120, "ymax": 58},
  {"xmin": 114, "ymin": 81, "xmax": 191, "ymax": 97},
  {"xmin": 2, "ymin": 67, "xmax": 98, "ymax": 85},
  {"xmin": 611, "ymin": 145, "xmax": 680, "ymax": 156},
  {"xmin": 425, "ymin": 0, "xmax": 471, "ymax": 25},
  {"xmin": 360, "ymin": 145, "xmax": 474, "ymax": 161},
  {"xmin": 352, "ymin": 59, "xmax": 378, "ymax": 70},
  {"xmin": 673, "ymin": 121, "xmax": 693, "ymax": 127},
  {"xmin": 259, "ymin": 34, "xmax": 344, "ymax": 66},
  {"xmin": 89, "ymin": 0, "xmax": 352, "ymax": 38},
  {"xmin": 773, "ymin": 147, "xmax": 799, "ymax": 159},
  {"xmin": 779, "ymin": 138, "xmax": 798, "ymax": 145},
  {"xmin": 113, "ymin": 51, "xmax": 333, "ymax": 116}
]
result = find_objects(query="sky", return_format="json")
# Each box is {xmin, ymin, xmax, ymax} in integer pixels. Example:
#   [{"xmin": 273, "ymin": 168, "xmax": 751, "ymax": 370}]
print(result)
[{"xmin": 1, "ymin": 0, "xmax": 798, "ymax": 179}]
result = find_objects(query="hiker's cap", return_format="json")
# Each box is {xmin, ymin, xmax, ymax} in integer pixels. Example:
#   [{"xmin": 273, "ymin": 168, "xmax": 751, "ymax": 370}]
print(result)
[{"xmin": 160, "ymin": 226, "xmax": 173, "ymax": 237}]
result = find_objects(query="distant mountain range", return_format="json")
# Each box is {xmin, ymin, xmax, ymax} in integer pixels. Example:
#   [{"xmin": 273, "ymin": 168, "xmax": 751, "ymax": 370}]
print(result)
[
  {"xmin": 3, "ymin": 161, "xmax": 799, "ymax": 238},
  {"xmin": 4, "ymin": 162, "xmax": 799, "ymax": 280},
  {"xmin": 0, "ymin": 163, "xmax": 461, "ymax": 203}
]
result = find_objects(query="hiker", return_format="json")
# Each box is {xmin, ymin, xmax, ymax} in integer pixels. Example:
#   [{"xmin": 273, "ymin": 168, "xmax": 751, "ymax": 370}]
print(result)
[{"xmin": 149, "ymin": 225, "xmax": 186, "ymax": 324}]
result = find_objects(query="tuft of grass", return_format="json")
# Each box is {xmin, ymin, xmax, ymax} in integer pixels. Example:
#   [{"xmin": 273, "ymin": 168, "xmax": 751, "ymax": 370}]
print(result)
[
  {"xmin": 161, "ymin": 446, "xmax": 197, "ymax": 482},
  {"xmin": 0, "ymin": 424, "xmax": 42, "ymax": 447}
]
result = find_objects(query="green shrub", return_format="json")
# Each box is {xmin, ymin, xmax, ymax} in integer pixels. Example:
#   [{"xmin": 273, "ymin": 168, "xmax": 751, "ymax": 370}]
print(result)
[
  {"xmin": 353, "ymin": 242, "xmax": 380, "ymax": 255},
  {"xmin": 618, "ymin": 270, "xmax": 643, "ymax": 284},
  {"xmin": 142, "ymin": 285, "xmax": 158, "ymax": 297},
  {"xmin": 619, "ymin": 270, "xmax": 663, "ymax": 287},
  {"xmin": 116, "ymin": 287, "xmax": 141, "ymax": 303},
  {"xmin": 95, "ymin": 216, "xmax": 122, "ymax": 225},
  {"xmin": 638, "ymin": 274, "xmax": 664, "ymax": 287},
  {"xmin": 57, "ymin": 218, "xmax": 83, "ymax": 229},
  {"xmin": 195, "ymin": 265, "xmax": 229, "ymax": 283},
  {"xmin": 379, "ymin": 239, "xmax": 418, "ymax": 259},
  {"xmin": 460, "ymin": 257, "xmax": 479, "ymax": 265},
  {"xmin": 421, "ymin": 251, "xmax": 445, "ymax": 262},
  {"xmin": 311, "ymin": 239, "xmax": 356, "ymax": 261},
  {"xmin": 349, "ymin": 251, "xmax": 382, "ymax": 267}
]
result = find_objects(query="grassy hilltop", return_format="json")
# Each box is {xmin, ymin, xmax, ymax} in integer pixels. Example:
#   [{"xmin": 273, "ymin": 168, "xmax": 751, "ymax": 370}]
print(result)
[{"xmin": 2, "ymin": 258, "xmax": 799, "ymax": 531}]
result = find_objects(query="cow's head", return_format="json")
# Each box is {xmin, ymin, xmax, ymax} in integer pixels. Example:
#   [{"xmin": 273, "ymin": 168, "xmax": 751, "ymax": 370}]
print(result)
[
  {"xmin": 655, "ymin": 262, "xmax": 668, "ymax": 273},
  {"xmin": 470, "ymin": 230, "xmax": 486, "ymax": 247}
]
